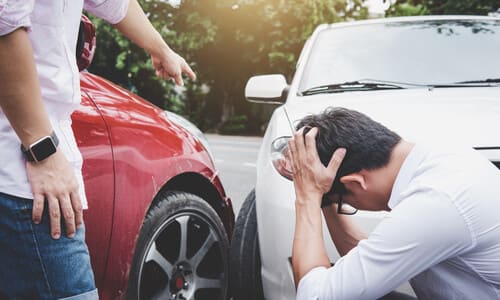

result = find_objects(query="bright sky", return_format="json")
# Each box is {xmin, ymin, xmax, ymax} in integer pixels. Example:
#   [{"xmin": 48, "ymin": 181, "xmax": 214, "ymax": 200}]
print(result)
[
  {"xmin": 365, "ymin": 0, "xmax": 391, "ymax": 14},
  {"xmin": 167, "ymin": 0, "xmax": 181, "ymax": 7},
  {"xmin": 167, "ymin": 0, "xmax": 390, "ymax": 14}
]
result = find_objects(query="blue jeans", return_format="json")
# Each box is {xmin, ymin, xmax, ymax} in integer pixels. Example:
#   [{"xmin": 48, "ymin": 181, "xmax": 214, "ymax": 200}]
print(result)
[{"xmin": 0, "ymin": 193, "xmax": 97, "ymax": 300}]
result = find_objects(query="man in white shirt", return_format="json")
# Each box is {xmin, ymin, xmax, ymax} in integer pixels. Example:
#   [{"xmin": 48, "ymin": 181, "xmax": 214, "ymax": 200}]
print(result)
[
  {"xmin": 288, "ymin": 107, "xmax": 500, "ymax": 299},
  {"xmin": 0, "ymin": 0, "xmax": 195, "ymax": 298}
]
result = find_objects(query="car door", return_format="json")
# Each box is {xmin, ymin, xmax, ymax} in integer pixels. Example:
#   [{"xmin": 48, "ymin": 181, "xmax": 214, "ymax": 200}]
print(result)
[{"xmin": 71, "ymin": 85, "xmax": 115, "ymax": 289}]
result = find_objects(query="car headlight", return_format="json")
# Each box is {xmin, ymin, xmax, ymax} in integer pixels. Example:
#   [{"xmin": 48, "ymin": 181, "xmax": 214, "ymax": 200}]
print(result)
[
  {"xmin": 270, "ymin": 136, "xmax": 294, "ymax": 180},
  {"xmin": 164, "ymin": 111, "xmax": 215, "ymax": 163}
]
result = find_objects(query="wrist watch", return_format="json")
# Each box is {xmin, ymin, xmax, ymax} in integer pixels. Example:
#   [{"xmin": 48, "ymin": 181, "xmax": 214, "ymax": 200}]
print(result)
[{"xmin": 21, "ymin": 131, "xmax": 59, "ymax": 162}]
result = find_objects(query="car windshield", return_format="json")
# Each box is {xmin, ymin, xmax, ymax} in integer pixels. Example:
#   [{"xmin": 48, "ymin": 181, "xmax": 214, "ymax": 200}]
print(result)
[{"xmin": 299, "ymin": 19, "xmax": 500, "ymax": 94}]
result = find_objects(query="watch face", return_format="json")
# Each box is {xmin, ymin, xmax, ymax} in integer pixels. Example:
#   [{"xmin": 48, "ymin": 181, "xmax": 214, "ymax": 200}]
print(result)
[{"xmin": 31, "ymin": 136, "xmax": 57, "ymax": 162}]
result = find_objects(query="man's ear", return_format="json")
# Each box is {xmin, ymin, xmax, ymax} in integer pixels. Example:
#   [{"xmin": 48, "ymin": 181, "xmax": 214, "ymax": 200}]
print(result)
[{"xmin": 340, "ymin": 173, "xmax": 367, "ymax": 190}]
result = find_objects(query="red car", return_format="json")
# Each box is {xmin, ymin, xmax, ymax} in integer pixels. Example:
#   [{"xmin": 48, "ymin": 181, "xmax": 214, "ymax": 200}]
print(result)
[{"xmin": 75, "ymin": 16, "xmax": 234, "ymax": 300}]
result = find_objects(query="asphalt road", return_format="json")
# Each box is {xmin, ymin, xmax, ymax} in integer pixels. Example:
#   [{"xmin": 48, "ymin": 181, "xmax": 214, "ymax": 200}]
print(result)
[{"xmin": 205, "ymin": 134, "xmax": 263, "ymax": 216}]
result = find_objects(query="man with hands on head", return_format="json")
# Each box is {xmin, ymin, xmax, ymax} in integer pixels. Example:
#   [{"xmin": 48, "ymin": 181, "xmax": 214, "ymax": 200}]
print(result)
[
  {"xmin": 288, "ymin": 107, "xmax": 500, "ymax": 300},
  {"xmin": 0, "ymin": 0, "xmax": 195, "ymax": 298}
]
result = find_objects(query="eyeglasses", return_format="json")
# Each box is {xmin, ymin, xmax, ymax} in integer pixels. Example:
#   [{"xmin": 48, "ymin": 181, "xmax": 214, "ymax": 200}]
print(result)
[
  {"xmin": 322, "ymin": 192, "xmax": 357, "ymax": 215},
  {"xmin": 336, "ymin": 193, "xmax": 358, "ymax": 215}
]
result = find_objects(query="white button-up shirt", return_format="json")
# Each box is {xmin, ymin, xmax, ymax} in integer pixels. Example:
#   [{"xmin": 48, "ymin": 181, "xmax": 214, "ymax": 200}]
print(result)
[
  {"xmin": 297, "ymin": 144, "xmax": 500, "ymax": 300},
  {"xmin": 0, "ymin": 0, "xmax": 128, "ymax": 208}
]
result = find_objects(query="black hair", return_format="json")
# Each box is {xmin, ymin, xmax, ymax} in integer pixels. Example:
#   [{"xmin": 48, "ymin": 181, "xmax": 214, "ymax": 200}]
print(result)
[{"xmin": 296, "ymin": 107, "xmax": 401, "ymax": 195}]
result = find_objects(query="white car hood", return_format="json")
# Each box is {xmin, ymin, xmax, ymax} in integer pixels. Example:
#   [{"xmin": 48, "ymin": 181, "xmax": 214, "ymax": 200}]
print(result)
[{"xmin": 284, "ymin": 86, "xmax": 500, "ymax": 148}]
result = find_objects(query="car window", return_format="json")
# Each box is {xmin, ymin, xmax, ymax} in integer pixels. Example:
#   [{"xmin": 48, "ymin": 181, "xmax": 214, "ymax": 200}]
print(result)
[{"xmin": 299, "ymin": 19, "xmax": 500, "ymax": 92}]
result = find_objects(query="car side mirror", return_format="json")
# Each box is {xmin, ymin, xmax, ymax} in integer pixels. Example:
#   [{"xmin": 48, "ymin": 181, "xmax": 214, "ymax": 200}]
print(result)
[
  {"xmin": 76, "ymin": 15, "xmax": 96, "ymax": 72},
  {"xmin": 245, "ymin": 74, "xmax": 289, "ymax": 104}
]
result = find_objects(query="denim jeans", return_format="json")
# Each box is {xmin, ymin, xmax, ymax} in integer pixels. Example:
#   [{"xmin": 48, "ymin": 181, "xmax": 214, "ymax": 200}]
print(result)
[{"xmin": 0, "ymin": 193, "xmax": 97, "ymax": 300}]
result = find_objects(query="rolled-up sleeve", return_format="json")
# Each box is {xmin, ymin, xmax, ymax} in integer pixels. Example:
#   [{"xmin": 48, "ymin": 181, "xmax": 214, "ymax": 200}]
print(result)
[
  {"xmin": 296, "ymin": 189, "xmax": 473, "ymax": 300},
  {"xmin": 0, "ymin": 0, "xmax": 34, "ymax": 36},
  {"xmin": 84, "ymin": 0, "xmax": 129, "ymax": 25},
  {"xmin": 297, "ymin": 267, "xmax": 328, "ymax": 300}
]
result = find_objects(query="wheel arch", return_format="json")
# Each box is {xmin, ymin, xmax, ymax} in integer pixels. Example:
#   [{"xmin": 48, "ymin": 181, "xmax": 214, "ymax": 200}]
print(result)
[{"xmin": 156, "ymin": 172, "xmax": 234, "ymax": 240}]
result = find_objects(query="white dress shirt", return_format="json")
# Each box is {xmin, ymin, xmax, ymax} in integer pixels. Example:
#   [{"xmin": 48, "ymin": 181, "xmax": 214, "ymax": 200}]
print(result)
[
  {"xmin": 297, "ymin": 144, "xmax": 500, "ymax": 300},
  {"xmin": 0, "ymin": 0, "xmax": 128, "ymax": 208}
]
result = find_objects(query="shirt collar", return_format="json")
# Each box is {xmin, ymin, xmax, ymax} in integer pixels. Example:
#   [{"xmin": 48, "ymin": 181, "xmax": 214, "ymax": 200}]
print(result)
[{"xmin": 388, "ymin": 144, "xmax": 427, "ymax": 209}]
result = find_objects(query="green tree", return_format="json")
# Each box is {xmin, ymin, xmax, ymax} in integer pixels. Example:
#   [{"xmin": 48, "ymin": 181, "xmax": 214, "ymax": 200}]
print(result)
[
  {"xmin": 197, "ymin": 0, "xmax": 368, "ymax": 133},
  {"xmin": 387, "ymin": 0, "xmax": 499, "ymax": 16},
  {"xmin": 88, "ymin": 0, "xmax": 216, "ymax": 116},
  {"xmin": 88, "ymin": 0, "xmax": 369, "ymax": 134}
]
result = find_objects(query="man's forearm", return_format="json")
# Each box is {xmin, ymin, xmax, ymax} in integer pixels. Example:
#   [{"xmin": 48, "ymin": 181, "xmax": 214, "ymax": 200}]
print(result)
[
  {"xmin": 322, "ymin": 205, "xmax": 367, "ymax": 256},
  {"xmin": 111, "ymin": 0, "xmax": 195, "ymax": 86},
  {"xmin": 113, "ymin": 0, "xmax": 168, "ymax": 56},
  {"xmin": 0, "ymin": 28, "xmax": 53, "ymax": 146},
  {"xmin": 292, "ymin": 201, "xmax": 330, "ymax": 287}
]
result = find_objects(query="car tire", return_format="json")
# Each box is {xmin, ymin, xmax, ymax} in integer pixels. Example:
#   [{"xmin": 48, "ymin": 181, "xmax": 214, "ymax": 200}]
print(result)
[
  {"xmin": 127, "ymin": 191, "xmax": 229, "ymax": 300},
  {"xmin": 229, "ymin": 189, "xmax": 265, "ymax": 300}
]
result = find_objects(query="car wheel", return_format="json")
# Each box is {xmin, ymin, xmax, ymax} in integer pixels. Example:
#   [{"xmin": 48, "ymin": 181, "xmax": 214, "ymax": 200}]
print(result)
[
  {"xmin": 127, "ymin": 191, "xmax": 229, "ymax": 300},
  {"xmin": 229, "ymin": 189, "xmax": 265, "ymax": 300}
]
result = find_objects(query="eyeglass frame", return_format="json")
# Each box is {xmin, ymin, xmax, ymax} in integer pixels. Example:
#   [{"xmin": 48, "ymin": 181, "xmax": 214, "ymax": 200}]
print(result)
[{"xmin": 321, "ymin": 192, "xmax": 358, "ymax": 215}]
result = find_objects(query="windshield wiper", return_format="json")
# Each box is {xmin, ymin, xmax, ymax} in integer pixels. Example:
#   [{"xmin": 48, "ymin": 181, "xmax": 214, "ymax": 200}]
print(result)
[
  {"xmin": 428, "ymin": 78, "xmax": 500, "ymax": 88},
  {"xmin": 300, "ymin": 79, "xmax": 413, "ymax": 96},
  {"xmin": 454, "ymin": 78, "xmax": 500, "ymax": 85}
]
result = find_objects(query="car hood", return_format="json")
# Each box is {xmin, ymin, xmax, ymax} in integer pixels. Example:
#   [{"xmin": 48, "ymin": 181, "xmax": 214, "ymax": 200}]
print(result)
[{"xmin": 284, "ymin": 86, "xmax": 500, "ymax": 148}]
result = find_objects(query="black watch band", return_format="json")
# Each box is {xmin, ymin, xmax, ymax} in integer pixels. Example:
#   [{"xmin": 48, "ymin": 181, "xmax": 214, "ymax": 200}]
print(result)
[{"xmin": 21, "ymin": 131, "xmax": 59, "ymax": 162}]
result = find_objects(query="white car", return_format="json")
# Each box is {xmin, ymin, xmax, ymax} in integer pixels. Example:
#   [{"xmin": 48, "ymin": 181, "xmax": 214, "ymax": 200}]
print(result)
[{"xmin": 229, "ymin": 15, "xmax": 500, "ymax": 299}]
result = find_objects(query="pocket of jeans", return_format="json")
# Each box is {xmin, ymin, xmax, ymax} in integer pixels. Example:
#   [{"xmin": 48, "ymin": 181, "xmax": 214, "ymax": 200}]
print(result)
[
  {"xmin": 5, "ymin": 196, "xmax": 33, "ymax": 222},
  {"xmin": 0, "ymin": 195, "xmax": 34, "ymax": 238}
]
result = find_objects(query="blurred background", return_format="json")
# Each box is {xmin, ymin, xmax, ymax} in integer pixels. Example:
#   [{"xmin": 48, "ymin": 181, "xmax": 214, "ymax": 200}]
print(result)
[{"xmin": 88, "ymin": 0, "xmax": 499, "ymax": 136}]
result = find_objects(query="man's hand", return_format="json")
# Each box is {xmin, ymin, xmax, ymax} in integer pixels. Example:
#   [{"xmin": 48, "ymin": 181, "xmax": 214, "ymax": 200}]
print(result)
[
  {"xmin": 289, "ymin": 126, "xmax": 347, "ymax": 286},
  {"xmin": 288, "ymin": 127, "xmax": 346, "ymax": 206},
  {"xmin": 26, "ymin": 151, "xmax": 83, "ymax": 239},
  {"xmin": 151, "ymin": 46, "xmax": 196, "ymax": 86},
  {"xmin": 112, "ymin": 0, "xmax": 196, "ymax": 86}
]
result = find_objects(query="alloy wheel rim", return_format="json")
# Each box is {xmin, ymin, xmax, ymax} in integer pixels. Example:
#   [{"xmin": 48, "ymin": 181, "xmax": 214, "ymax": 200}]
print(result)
[{"xmin": 137, "ymin": 211, "xmax": 227, "ymax": 300}]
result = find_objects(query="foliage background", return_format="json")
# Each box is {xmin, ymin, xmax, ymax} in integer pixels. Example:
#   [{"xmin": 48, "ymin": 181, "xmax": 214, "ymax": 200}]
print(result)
[{"xmin": 87, "ymin": 0, "xmax": 499, "ymax": 135}]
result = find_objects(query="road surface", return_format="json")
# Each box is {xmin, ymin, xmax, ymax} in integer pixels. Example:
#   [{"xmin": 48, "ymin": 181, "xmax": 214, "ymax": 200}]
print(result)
[{"xmin": 205, "ymin": 134, "xmax": 262, "ymax": 215}]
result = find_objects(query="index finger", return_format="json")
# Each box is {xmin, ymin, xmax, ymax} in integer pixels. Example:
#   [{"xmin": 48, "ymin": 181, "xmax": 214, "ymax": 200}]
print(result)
[
  {"xmin": 182, "ymin": 62, "xmax": 196, "ymax": 81},
  {"xmin": 304, "ymin": 127, "xmax": 319, "ymax": 155},
  {"xmin": 327, "ymin": 148, "xmax": 347, "ymax": 174},
  {"xmin": 293, "ymin": 127, "xmax": 306, "ymax": 156},
  {"xmin": 32, "ymin": 193, "xmax": 45, "ymax": 224}
]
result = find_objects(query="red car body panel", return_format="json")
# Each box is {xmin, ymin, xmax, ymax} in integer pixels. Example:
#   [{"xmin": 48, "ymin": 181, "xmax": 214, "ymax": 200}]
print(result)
[{"xmin": 74, "ymin": 72, "xmax": 234, "ymax": 299}]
